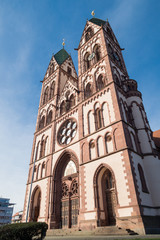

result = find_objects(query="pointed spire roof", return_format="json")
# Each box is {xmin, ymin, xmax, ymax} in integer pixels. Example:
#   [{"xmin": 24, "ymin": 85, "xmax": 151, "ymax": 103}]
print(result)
[
  {"xmin": 54, "ymin": 48, "xmax": 70, "ymax": 65},
  {"xmin": 89, "ymin": 17, "xmax": 106, "ymax": 26}
]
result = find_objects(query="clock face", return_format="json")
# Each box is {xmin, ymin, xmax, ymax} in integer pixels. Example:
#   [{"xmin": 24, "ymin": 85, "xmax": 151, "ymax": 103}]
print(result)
[
  {"xmin": 88, "ymin": 52, "xmax": 95, "ymax": 61},
  {"xmin": 58, "ymin": 119, "xmax": 77, "ymax": 145}
]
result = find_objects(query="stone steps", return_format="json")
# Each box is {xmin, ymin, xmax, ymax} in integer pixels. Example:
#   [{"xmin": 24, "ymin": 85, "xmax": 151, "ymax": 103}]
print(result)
[{"xmin": 46, "ymin": 226, "xmax": 137, "ymax": 236}]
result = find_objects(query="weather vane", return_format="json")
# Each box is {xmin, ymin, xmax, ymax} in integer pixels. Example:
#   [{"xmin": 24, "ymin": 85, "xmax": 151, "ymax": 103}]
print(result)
[
  {"xmin": 62, "ymin": 39, "xmax": 65, "ymax": 48},
  {"xmin": 91, "ymin": 10, "xmax": 95, "ymax": 17}
]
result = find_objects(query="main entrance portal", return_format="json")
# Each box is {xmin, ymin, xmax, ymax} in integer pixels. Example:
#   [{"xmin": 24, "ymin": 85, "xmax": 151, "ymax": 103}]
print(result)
[{"xmin": 51, "ymin": 153, "xmax": 79, "ymax": 229}]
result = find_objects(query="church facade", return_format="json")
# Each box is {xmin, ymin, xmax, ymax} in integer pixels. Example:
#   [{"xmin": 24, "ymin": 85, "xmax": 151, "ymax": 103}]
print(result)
[{"xmin": 22, "ymin": 17, "xmax": 160, "ymax": 234}]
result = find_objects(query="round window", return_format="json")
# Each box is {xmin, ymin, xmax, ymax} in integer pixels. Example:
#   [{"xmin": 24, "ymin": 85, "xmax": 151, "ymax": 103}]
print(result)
[{"xmin": 58, "ymin": 119, "xmax": 77, "ymax": 145}]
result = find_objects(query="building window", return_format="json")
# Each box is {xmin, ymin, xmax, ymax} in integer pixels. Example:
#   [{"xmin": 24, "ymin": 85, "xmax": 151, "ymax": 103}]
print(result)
[
  {"xmin": 60, "ymin": 101, "xmax": 66, "ymax": 115},
  {"xmin": 67, "ymin": 67, "xmax": 72, "ymax": 75},
  {"xmin": 95, "ymin": 108, "xmax": 102, "ymax": 130},
  {"xmin": 85, "ymin": 27, "xmax": 94, "ymax": 42},
  {"xmin": 84, "ymin": 52, "xmax": 90, "ymax": 71},
  {"xmin": 93, "ymin": 44, "xmax": 101, "ymax": 63},
  {"xmin": 89, "ymin": 140, "xmax": 96, "ymax": 160},
  {"xmin": 39, "ymin": 116, "xmax": 45, "ymax": 130},
  {"xmin": 70, "ymin": 94, "xmax": 75, "ymax": 108},
  {"xmin": 49, "ymin": 82, "xmax": 55, "ymax": 99},
  {"xmin": 43, "ymin": 87, "xmax": 49, "ymax": 105},
  {"xmin": 49, "ymin": 63, "xmax": 54, "ymax": 76},
  {"xmin": 84, "ymin": 83, "xmax": 92, "ymax": 99},
  {"xmin": 113, "ymin": 74, "xmax": 120, "ymax": 85},
  {"xmin": 138, "ymin": 164, "xmax": 149, "ymax": 193},
  {"xmin": 97, "ymin": 74, "xmax": 104, "ymax": 91},
  {"xmin": 46, "ymin": 110, "xmax": 52, "ymax": 125}
]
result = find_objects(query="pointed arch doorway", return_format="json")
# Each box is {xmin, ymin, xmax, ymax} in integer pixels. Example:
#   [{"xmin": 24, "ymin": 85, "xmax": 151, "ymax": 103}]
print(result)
[
  {"xmin": 94, "ymin": 165, "xmax": 117, "ymax": 227},
  {"xmin": 51, "ymin": 152, "xmax": 79, "ymax": 229}
]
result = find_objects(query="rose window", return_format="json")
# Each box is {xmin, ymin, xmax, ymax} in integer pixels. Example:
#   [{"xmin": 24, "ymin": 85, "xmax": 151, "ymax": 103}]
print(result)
[{"xmin": 58, "ymin": 119, "xmax": 77, "ymax": 145}]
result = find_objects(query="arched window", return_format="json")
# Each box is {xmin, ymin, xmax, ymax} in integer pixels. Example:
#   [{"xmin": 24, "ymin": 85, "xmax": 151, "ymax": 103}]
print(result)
[
  {"xmin": 49, "ymin": 82, "xmax": 55, "ymax": 99},
  {"xmin": 93, "ymin": 44, "xmax": 101, "ymax": 63},
  {"xmin": 89, "ymin": 140, "xmax": 96, "ymax": 160},
  {"xmin": 60, "ymin": 101, "xmax": 66, "ymax": 115},
  {"xmin": 95, "ymin": 108, "xmax": 102, "ymax": 130},
  {"xmin": 43, "ymin": 87, "xmax": 49, "ymax": 105},
  {"xmin": 70, "ymin": 94, "xmax": 75, "ymax": 108},
  {"xmin": 138, "ymin": 164, "xmax": 149, "ymax": 193},
  {"xmin": 64, "ymin": 161, "xmax": 77, "ymax": 176},
  {"xmin": 84, "ymin": 83, "xmax": 92, "ymax": 99},
  {"xmin": 39, "ymin": 116, "xmax": 45, "ymax": 130},
  {"xmin": 46, "ymin": 110, "xmax": 52, "ymax": 125},
  {"xmin": 97, "ymin": 74, "xmax": 104, "ymax": 91},
  {"xmin": 49, "ymin": 63, "xmax": 54, "ymax": 76},
  {"xmin": 67, "ymin": 67, "xmax": 72, "ymax": 75},
  {"xmin": 84, "ymin": 52, "xmax": 90, "ymax": 71},
  {"xmin": 40, "ymin": 138, "xmax": 45, "ymax": 158},
  {"xmin": 85, "ymin": 27, "xmax": 94, "ymax": 42}
]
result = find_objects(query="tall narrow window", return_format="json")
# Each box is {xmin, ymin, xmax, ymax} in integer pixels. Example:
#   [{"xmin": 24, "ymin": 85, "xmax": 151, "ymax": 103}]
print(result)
[
  {"xmin": 49, "ymin": 82, "xmax": 55, "ymax": 99},
  {"xmin": 70, "ymin": 95, "xmax": 75, "ymax": 108},
  {"xmin": 95, "ymin": 108, "xmax": 102, "ymax": 130},
  {"xmin": 94, "ymin": 44, "xmax": 101, "ymax": 63},
  {"xmin": 41, "ymin": 162, "xmax": 45, "ymax": 178},
  {"xmin": 46, "ymin": 110, "xmax": 52, "ymax": 125},
  {"xmin": 49, "ymin": 63, "xmax": 54, "ymax": 76},
  {"xmin": 84, "ymin": 52, "xmax": 90, "ymax": 71},
  {"xmin": 97, "ymin": 74, "xmax": 104, "ymax": 91},
  {"xmin": 85, "ymin": 27, "xmax": 94, "ymax": 42},
  {"xmin": 43, "ymin": 87, "xmax": 49, "ymax": 105},
  {"xmin": 39, "ymin": 116, "xmax": 45, "ymax": 130},
  {"xmin": 84, "ymin": 83, "xmax": 92, "ymax": 99},
  {"xmin": 40, "ymin": 139, "xmax": 45, "ymax": 158},
  {"xmin": 60, "ymin": 101, "xmax": 66, "ymax": 115},
  {"xmin": 138, "ymin": 164, "xmax": 149, "ymax": 193},
  {"xmin": 67, "ymin": 67, "xmax": 72, "ymax": 75}
]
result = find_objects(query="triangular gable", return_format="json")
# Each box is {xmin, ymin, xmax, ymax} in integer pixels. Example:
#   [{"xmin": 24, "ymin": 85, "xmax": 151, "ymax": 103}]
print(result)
[
  {"xmin": 43, "ymin": 55, "xmax": 59, "ymax": 79},
  {"xmin": 59, "ymin": 79, "xmax": 78, "ymax": 104},
  {"xmin": 78, "ymin": 19, "xmax": 102, "ymax": 48}
]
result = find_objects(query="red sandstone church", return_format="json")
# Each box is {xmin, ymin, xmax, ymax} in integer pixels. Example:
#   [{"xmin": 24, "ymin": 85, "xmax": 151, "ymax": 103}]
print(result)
[{"xmin": 22, "ymin": 16, "xmax": 160, "ymax": 235}]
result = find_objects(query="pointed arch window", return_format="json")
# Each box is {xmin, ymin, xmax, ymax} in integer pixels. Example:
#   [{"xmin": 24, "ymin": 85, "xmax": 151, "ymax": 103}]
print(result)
[
  {"xmin": 64, "ymin": 161, "xmax": 77, "ymax": 177},
  {"xmin": 97, "ymin": 74, "xmax": 104, "ymax": 91},
  {"xmin": 138, "ymin": 164, "xmax": 149, "ymax": 193},
  {"xmin": 46, "ymin": 110, "xmax": 52, "ymax": 125},
  {"xmin": 40, "ymin": 138, "xmax": 46, "ymax": 158},
  {"xmin": 85, "ymin": 27, "xmax": 94, "ymax": 42},
  {"xmin": 84, "ymin": 83, "xmax": 92, "ymax": 99}
]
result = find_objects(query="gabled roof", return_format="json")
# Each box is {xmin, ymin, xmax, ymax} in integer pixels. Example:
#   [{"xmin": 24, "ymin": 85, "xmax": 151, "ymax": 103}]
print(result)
[
  {"xmin": 54, "ymin": 48, "xmax": 70, "ymax": 65},
  {"xmin": 89, "ymin": 17, "xmax": 106, "ymax": 27}
]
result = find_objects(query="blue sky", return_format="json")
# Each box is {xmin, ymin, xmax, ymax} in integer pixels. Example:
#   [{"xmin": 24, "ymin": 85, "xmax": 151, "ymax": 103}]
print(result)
[{"xmin": 0, "ymin": 0, "xmax": 160, "ymax": 214}]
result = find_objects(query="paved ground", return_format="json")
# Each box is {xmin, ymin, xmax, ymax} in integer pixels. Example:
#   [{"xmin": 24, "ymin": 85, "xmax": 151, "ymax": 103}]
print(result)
[{"xmin": 44, "ymin": 235, "xmax": 160, "ymax": 240}]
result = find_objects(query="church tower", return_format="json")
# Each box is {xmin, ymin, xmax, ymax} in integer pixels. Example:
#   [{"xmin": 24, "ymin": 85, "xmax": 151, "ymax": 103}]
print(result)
[{"xmin": 22, "ymin": 16, "xmax": 160, "ymax": 235}]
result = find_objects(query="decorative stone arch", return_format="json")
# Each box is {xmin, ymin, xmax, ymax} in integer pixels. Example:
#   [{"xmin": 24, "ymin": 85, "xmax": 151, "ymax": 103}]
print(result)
[
  {"xmin": 29, "ymin": 185, "xmax": 42, "ymax": 222},
  {"xmin": 93, "ymin": 163, "xmax": 118, "ymax": 227},
  {"xmin": 50, "ymin": 150, "xmax": 79, "ymax": 229}
]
